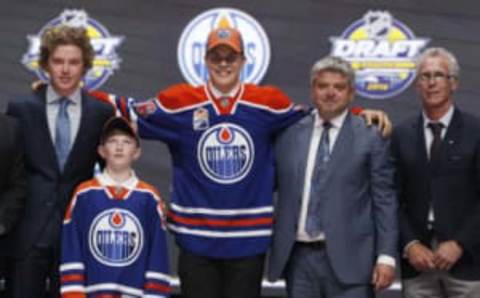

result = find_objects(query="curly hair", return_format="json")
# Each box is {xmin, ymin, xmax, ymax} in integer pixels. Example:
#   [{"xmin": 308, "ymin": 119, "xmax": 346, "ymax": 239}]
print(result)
[{"xmin": 39, "ymin": 25, "xmax": 95, "ymax": 73}]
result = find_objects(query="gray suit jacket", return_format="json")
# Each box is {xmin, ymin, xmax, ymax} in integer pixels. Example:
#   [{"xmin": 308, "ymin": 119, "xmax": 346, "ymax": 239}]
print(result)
[{"xmin": 268, "ymin": 111, "xmax": 398, "ymax": 285}]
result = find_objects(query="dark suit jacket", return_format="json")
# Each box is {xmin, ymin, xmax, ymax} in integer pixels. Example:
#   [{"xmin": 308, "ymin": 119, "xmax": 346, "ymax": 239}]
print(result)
[
  {"xmin": 392, "ymin": 107, "xmax": 480, "ymax": 280},
  {"xmin": 268, "ymin": 112, "xmax": 398, "ymax": 285},
  {"xmin": 0, "ymin": 114, "xmax": 25, "ymax": 256},
  {"xmin": 6, "ymin": 86, "xmax": 113, "ymax": 257}
]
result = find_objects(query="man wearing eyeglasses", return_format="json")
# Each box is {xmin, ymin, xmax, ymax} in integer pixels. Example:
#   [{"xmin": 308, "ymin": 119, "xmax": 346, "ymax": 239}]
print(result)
[{"xmin": 392, "ymin": 47, "xmax": 480, "ymax": 297}]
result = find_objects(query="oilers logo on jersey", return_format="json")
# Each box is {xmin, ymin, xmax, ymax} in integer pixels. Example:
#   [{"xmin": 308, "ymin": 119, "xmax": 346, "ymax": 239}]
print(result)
[
  {"xmin": 197, "ymin": 123, "xmax": 254, "ymax": 184},
  {"xmin": 89, "ymin": 208, "xmax": 144, "ymax": 267}
]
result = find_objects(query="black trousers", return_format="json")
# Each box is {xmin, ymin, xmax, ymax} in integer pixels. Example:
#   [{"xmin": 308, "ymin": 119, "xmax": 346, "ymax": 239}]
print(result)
[
  {"xmin": 178, "ymin": 249, "xmax": 265, "ymax": 298},
  {"xmin": 5, "ymin": 244, "xmax": 60, "ymax": 298}
]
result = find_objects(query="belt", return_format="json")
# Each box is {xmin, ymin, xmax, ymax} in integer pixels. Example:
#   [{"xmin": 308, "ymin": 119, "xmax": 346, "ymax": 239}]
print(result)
[{"xmin": 295, "ymin": 241, "xmax": 326, "ymax": 250}]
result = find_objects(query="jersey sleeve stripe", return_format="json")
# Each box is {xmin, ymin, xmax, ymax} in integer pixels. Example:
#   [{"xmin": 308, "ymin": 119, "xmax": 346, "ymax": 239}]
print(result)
[
  {"xmin": 168, "ymin": 211, "xmax": 272, "ymax": 227},
  {"xmin": 60, "ymin": 263, "xmax": 85, "ymax": 272},
  {"xmin": 170, "ymin": 203, "xmax": 273, "ymax": 216}
]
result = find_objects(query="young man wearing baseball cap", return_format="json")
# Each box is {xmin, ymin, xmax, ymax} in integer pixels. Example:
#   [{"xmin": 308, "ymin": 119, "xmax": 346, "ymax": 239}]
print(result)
[{"xmin": 92, "ymin": 26, "xmax": 391, "ymax": 298}]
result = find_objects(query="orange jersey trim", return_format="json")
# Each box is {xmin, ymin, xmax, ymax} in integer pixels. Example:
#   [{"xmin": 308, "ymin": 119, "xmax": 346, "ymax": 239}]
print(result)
[{"xmin": 168, "ymin": 211, "xmax": 273, "ymax": 227}]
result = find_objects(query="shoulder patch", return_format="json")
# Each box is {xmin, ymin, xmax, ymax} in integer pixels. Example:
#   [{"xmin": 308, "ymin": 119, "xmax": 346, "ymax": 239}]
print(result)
[{"xmin": 133, "ymin": 98, "xmax": 158, "ymax": 117}]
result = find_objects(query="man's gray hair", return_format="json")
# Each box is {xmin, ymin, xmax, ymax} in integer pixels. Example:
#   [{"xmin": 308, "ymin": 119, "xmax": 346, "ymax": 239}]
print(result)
[
  {"xmin": 416, "ymin": 47, "xmax": 460, "ymax": 79},
  {"xmin": 310, "ymin": 56, "xmax": 355, "ymax": 87}
]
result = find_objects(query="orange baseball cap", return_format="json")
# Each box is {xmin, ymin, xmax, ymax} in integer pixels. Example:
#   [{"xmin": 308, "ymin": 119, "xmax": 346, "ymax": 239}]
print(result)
[{"xmin": 206, "ymin": 27, "xmax": 243, "ymax": 53}]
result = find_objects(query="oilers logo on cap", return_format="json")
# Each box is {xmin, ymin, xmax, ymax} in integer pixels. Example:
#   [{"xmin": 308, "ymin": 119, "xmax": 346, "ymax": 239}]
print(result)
[
  {"xmin": 330, "ymin": 11, "xmax": 429, "ymax": 99},
  {"xmin": 21, "ymin": 9, "xmax": 124, "ymax": 90},
  {"xmin": 197, "ymin": 123, "xmax": 254, "ymax": 184},
  {"xmin": 88, "ymin": 208, "xmax": 144, "ymax": 267},
  {"xmin": 177, "ymin": 7, "xmax": 271, "ymax": 86},
  {"xmin": 217, "ymin": 29, "xmax": 231, "ymax": 39}
]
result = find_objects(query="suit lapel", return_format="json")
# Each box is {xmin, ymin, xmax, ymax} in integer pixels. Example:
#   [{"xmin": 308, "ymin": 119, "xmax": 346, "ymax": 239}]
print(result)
[
  {"xmin": 441, "ymin": 108, "xmax": 462, "ymax": 164},
  {"xmin": 414, "ymin": 114, "xmax": 429, "ymax": 168},
  {"xmin": 33, "ymin": 88, "xmax": 59, "ymax": 171}
]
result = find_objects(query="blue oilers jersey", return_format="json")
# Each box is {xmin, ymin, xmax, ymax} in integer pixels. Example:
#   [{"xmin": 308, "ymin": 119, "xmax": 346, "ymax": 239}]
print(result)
[
  {"xmin": 60, "ymin": 174, "xmax": 171, "ymax": 298},
  {"xmin": 95, "ymin": 83, "xmax": 304, "ymax": 258}
]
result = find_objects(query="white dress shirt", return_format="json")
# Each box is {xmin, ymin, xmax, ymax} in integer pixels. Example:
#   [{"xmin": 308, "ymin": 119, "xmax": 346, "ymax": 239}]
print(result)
[
  {"xmin": 403, "ymin": 105, "xmax": 454, "ymax": 256},
  {"xmin": 296, "ymin": 109, "xmax": 395, "ymax": 267},
  {"xmin": 423, "ymin": 105, "xmax": 453, "ymax": 224},
  {"xmin": 297, "ymin": 109, "xmax": 347, "ymax": 242},
  {"xmin": 46, "ymin": 86, "xmax": 82, "ymax": 147}
]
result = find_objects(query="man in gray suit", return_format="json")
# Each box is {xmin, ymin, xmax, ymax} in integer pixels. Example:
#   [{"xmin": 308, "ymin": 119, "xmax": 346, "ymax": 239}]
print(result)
[{"xmin": 268, "ymin": 56, "xmax": 398, "ymax": 298}]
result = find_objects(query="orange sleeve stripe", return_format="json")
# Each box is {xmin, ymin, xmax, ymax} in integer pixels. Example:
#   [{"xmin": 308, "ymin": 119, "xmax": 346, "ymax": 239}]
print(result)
[
  {"xmin": 350, "ymin": 106, "xmax": 363, "ymax": 115},
  {"xmin": 144, "ymin": 282, "xmax": 171, "ymax": 293},
  {"xmin": 61, "ymin": 274, "xmax": 85, "ymax": 283},
  {"xmin": 62, "ymin": 293, "xmax": 86, "ymax": 298},
  {"xmin": 168, "ymin": 211, "xmax": 273, "ymax": 227}
]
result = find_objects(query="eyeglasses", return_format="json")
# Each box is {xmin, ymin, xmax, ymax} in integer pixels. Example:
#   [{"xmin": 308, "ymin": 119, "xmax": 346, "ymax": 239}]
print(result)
[
  {"xmin": 418, "ymin": 72, "xmax": 453, "ymax": 82},
  {"xmin": 207, "ymin": 52, "xmax": 241, "ymax": 64}
]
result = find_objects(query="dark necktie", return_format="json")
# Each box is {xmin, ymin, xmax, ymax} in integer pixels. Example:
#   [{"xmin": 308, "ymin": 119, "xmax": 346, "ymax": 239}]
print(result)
[
  {"xmin": 305, "ymin": 122, "xmax": 331, "ymax": 238},
  {"xmin": 55, "ymin": 97, "xmax": 71, "ymax": 171},
  {"xmin": 428, "ymin": 122, "xmax": 443, "ymax": 164}
]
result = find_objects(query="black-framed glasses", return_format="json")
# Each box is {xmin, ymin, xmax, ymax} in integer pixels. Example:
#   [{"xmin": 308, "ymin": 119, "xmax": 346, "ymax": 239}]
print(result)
[{"xmin": 418, "ymin": 72, "xmax": 453, "ymax": 82}]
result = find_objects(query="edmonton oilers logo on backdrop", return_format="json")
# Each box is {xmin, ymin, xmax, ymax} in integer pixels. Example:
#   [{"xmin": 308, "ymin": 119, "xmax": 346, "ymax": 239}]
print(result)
[
  {"xmin": 21, "ymin": 9, "xmax": 124, "ymax": 90},
  {"xmin": 177, "ymin": 7, "xmax": 271, "ymax": 86},
  {"xmin": 198, "ymin": 123, "xmax": 254, "ymax": 184},
  {"xmin": 330, "ymin": 11, "xmax": 429, "ymax": 99},
  {"xmin": 89, "ymin": 209, "xmax": 143, "ymax": 267}
]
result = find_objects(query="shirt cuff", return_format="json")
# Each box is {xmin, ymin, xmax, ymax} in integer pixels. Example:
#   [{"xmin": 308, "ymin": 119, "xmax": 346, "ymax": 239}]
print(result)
[
  {"xmin": 403, "ymin": 240, "xmax": 420, "ymax": 258},
  {"xmin": 376, "ymin": 254, "xmax": 396, "ymax": 268}
]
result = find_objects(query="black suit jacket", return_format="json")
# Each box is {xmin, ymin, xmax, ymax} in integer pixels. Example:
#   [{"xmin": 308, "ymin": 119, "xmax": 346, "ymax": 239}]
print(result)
[
  {"xmin": 0, "ymin": 114, "xmax": 25, "ymax": 256},
  {"xmin": 392, "ymin": 107, "xmax": 480, "ymax": 280},
  {"xmin": 6, "ymin": 86, "xmax": 113, "ymax": 257}
]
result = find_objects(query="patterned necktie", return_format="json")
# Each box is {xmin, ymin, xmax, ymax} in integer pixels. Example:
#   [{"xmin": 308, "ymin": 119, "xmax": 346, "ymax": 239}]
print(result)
[
  {"xmin": 428, "ymin": 122, "xmax": 443, "ymax": 164},
  {"xmin": 55, "ymin": 97, "xmax": 71, "ymax": 171},
  {"xmin": 305, "ymin": 122, "xmax": 331, "ymax": 238}
]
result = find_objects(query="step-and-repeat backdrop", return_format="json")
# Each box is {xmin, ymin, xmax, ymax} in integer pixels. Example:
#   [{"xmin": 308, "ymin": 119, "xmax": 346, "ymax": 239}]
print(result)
[{"xmin": 1, "ymin": 0, "xmax": 478, "ymax": 295}]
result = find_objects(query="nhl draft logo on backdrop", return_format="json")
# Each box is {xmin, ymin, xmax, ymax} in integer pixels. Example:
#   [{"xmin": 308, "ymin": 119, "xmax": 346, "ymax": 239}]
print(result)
[
  {"xmin": 198, "ymin": 123, "xmax": 254, "ymax": 184},
  {"xmin": 89, "ymin": 208, "xmax": 143, "ymax": 267},
  {"xmin": 177, "ymin": 7, "xmax": 271, "ymax": 86},
  {"xmin": 22, "ymin": 9, "xmax": 124, "ymax": 90},
  {"xmin": 330, "ymin": 11, "xmax": 429, "ymax": 99}
]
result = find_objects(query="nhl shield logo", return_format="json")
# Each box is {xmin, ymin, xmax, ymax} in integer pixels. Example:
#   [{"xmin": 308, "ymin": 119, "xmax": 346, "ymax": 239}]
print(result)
[
  {"xmin": 88, "ymin": 208, "xmax": 144, "ymax": 267},
  {"xmin": 330, "ymin": 10, "xmax": 429, "ymax": 99},
  {"xmin": 177, "ymin": 7, "xmax": 271, "ymax": 86}
]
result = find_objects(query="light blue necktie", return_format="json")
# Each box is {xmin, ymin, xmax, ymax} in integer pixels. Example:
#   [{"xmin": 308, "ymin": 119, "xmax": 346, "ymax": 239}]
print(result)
[
  {"xmin": 305, "ymin": 122, "xmax": 331, "ymax": 238},
  {"xmin": 55, "ymin": 97, "xmax": 71, "ymax": 171}
]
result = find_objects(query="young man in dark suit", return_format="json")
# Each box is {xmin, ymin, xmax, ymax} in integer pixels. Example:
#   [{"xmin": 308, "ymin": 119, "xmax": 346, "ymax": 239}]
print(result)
[
  {"xmin": 392, "ymin": 47, "xmax": 480, "ymax": 297},
  {"xmin": 6, "ymin": 25, "xmax": 113, "ymax": 297}
]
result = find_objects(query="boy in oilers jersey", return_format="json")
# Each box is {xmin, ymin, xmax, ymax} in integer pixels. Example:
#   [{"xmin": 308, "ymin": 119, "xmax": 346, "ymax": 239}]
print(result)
[
  {"xmin": 91, "ymin": 27, "xmax": 391, "ymax": 298},
  {"xmin": 60, "ymin": 116, "xmax": 170, "ymax": 298}
]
